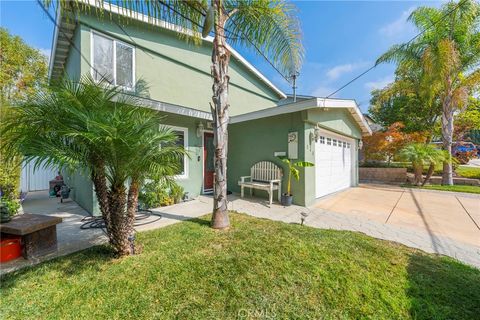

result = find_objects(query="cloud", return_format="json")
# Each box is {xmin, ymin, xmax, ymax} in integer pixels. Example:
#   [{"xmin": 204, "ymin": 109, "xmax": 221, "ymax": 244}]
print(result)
[
  {"xmin": 365, "ymin": 75, "xmax": 394, "ymax": 91},
  {"xmin": 379, "ymin": 7, "xmax": 415, "ymax": 37},
  {"xmin": 326, "ymin": 62, "xmax": 368, "ymax": 81},
  {"xmin": 311, "ymin": 85, "xmax": 335, "ymax": 98},
  {"xmin": 38, "ymin": 48, "xmax": 51, "ymax": 60}
]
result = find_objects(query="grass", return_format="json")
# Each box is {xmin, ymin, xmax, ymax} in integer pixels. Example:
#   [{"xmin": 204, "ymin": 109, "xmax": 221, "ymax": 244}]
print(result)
[
  {"xmin": 456, "ymin": 166, "xmax": 480, "ymax": 179},
  {"xmin": 404, "ymin": 184, "xmax": 480, "ymax": 194},
  {"xmin": 1, "ymin": 213, "xmax": 479, "ymax": 319}
]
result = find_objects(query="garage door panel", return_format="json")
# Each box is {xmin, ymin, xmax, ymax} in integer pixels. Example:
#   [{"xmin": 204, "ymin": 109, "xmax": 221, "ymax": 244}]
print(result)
[{"xmin": 315, "ymin": 132, "xmax": 354, "ymax": 198}]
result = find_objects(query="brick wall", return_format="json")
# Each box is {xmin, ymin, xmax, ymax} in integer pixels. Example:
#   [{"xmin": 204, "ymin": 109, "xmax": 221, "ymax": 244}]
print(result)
[{"xmin": 359, "ymin": 167, "xmax": 407, "ymax": 183}]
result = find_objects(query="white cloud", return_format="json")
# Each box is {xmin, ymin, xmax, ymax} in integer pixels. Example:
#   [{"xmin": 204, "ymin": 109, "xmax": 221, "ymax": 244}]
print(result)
[
  {"xmin": 311, "ymin": 85, "xmax": 335, "ymax": 98},
  {"xmin": 326, "ymin": 62, "xmax": 368, "ymax": 81},
  {"xmin": 38, "ymin": 48, "xmax": 51, "ymax": 60},
  {"xmin": 365, "ymin": 75, "xmax": 394, "ymax": 91},
  {"xmin": 379, "ymin": 7, "xmax": 415, "ymax": 37}
]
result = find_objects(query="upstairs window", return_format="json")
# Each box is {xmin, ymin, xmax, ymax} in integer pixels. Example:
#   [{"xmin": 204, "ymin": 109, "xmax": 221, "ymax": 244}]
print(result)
[{"xmin": 91, "ymin": 32, "xmax": 134, "ymax": 89}]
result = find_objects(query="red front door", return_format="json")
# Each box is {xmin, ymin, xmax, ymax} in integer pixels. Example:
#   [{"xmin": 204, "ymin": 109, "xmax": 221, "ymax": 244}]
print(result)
[{"xmin": 203, "ymin": 132, "xmax": 215, "ymax": 191}]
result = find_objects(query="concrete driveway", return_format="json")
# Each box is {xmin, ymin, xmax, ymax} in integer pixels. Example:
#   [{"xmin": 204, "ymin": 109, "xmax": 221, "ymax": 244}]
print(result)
[{"xmin": 315, "ymin": 185, "xmax": 480, "ymax": 248}]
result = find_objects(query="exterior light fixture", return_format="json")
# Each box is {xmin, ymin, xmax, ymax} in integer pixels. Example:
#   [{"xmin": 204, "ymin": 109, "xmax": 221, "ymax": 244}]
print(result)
[
  {"xmin": 358, "ymin": 140, "xmax": 364, "ymax": 150},
  {"xmin": 196, "ymin": 122, "xmax": 204, "ymax": 138}
]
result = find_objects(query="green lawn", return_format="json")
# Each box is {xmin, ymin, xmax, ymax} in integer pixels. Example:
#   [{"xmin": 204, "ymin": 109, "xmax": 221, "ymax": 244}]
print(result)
[
  {"xmin": 1, "ymin": 213, "xmax": 479, "ymax": 319},
  {"xmin": 405, "ymin": 184, "xmax": 480, "ymax": 194},
  {"xmin": 456, "ymin": 166, "xmax": 480, "ymax": 179}
]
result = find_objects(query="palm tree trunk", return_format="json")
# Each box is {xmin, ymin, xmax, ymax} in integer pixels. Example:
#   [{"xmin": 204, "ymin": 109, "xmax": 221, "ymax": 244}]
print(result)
[
  {"xmin": 210, "ymin": 0, "xmax": 230, "ymax": 229},
  {"xmin": 422, "ymin": 163, "xmax": 435, "ymax": 186},
  {"xmin": 108, "ymin": 183, "xmax": 131, "ymax": 256},
  {"xmin": 441, "ymin": 94, "xmax": 454, "ymax": 185},
  {"xmin": 125, "ymin": 179, "xmax": 139, "ymax": 253},
  {"xmin": 414, "ymin": 163, "xmax": 423, "ymax": 186},
  {"xmin": 90, "ymin": 159, "xmax": 114, "ymax": 243}
]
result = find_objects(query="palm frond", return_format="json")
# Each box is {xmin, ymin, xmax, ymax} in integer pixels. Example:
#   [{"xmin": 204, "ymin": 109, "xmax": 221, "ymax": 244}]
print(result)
[{"xmin": 224, "ymin": 0, "xmax": 304, "ymax": 75}]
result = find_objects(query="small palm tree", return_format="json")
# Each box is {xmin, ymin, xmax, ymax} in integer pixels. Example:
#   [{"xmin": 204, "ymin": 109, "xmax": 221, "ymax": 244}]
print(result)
[
  {"xmin": 1, "ymin": 76, "xmax": 185, "ymax": 256},
  {"xmin": 398, "ymin": 143, "xmax": 449, "ymax": 186},
  {"xmin": 45, "ymin": 0, "xmax": 303, "ymax": 229}
]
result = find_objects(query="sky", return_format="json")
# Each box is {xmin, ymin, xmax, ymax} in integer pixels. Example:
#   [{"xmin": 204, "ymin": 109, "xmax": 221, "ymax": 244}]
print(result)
[{"xmin": 0, "ymin": 0, "xmax": 445, "ymax": 112}]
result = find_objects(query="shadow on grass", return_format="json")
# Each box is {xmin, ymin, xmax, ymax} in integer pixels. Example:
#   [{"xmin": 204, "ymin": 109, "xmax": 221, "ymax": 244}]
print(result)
[
  {"xmin": 0, "ymin": 245, "xmax": 116, "ymax": 290},
  {"xmin": 407, "ymin": 253, "xmax": 480, "ymax": 320}
]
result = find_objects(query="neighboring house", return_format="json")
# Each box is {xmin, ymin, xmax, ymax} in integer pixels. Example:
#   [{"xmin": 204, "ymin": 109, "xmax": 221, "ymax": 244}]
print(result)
[
  {"xmin": 49, "ymin": 2, "xmax": 371, "ymax": 214},
  {"xmin": 363, "ymin": 114, "xmax": 383, "ymax": 133}
]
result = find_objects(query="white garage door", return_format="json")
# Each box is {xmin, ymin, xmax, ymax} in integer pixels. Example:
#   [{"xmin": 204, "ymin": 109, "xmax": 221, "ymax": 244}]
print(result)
[{"xmin": 315, "ymin": 131, "xmax": 354, "ymax": 198}]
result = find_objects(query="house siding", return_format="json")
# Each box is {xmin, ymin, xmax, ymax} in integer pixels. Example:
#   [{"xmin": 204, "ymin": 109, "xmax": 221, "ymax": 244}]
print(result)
[
  {"xmin": 228, "ymin": 112, "xmax": 308, "ymax": 206},
  {"xmin": 76, "ymin": 13, "xmax": 281, "ymax": 115}
]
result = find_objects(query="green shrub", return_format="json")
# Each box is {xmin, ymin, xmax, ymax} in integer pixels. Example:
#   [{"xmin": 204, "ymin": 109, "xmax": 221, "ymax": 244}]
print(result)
[
  {"xmin": 0, "ymin": 160, "xmax": 21, "ymax": 200},
  {"xmin": 139, "ymin": 180, "xmax": 184, "ymax": 209},
  {"xmin": 0, "ymin": 197, "xmax": 20, "ymax": 216}
]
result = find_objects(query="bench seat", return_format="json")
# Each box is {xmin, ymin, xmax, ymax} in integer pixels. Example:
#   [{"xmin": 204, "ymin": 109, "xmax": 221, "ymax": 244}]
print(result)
[{"xmin": 238, "ymin": 161, "xmax": 283, "ymax": 205}]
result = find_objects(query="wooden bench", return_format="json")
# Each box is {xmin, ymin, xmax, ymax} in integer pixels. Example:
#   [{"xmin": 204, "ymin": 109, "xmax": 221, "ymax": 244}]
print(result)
[
  {"xmin": 238, "ymin": 161, "xmax": 283, "ymax": 205},
  {"xmin": 0, "ymin": 214, "xmax": 62, "ymax": 259}
]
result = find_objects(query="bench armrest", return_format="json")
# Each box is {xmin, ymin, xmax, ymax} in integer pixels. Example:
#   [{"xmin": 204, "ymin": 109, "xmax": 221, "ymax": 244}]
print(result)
[{"xmin": 240, "ymin": 176, "xmax": 252, "ymax": 183}]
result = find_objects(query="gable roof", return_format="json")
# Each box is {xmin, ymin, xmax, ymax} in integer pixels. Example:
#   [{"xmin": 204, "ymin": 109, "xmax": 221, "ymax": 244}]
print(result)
[
  {"xmin": 48, "ymin": 0, "xmax": 286, "ymax": 99},
  {"xmin": 230, "ymin": 97, "xmax": 372, "ymax": 136}
]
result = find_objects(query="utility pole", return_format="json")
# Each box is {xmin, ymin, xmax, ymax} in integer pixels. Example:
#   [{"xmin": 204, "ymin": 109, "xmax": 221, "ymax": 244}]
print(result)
[{"xmin": 290, "ymin": 72, "xmax": 299, "ymax": 102}]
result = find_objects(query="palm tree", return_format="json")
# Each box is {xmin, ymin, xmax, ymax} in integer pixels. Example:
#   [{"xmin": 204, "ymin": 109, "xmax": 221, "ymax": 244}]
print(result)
[
  {"xmin": 45, "ymin": 0, "xmax": 303, "ymax": 229},
  {"xmin": 1, "ymin": 76, "xmax": 185, "ymax": 256},
  {"xmin": 376, "ymin": 0, "xmax": 480, "ymax": 185},
  {"xmin": 398, "ymin": 143, "xmax": 449, "ymax": 186}
]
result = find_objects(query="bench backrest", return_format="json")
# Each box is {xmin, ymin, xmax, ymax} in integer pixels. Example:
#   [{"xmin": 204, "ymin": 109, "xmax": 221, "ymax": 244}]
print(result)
[{"xmin": 251, "ymin": 161, "xmax": 283, "ymax": 182}]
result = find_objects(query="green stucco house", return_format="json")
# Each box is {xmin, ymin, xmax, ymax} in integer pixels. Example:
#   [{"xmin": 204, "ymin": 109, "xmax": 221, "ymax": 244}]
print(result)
[{"xmin": 48, "ymin": 2, "xmax": 371, "ymax": 214}]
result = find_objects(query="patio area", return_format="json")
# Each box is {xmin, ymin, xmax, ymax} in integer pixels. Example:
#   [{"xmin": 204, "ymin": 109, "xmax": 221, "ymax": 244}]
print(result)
[{"xmin": 2, "ymin": 186, "xmax": 479, "ymax": 275}]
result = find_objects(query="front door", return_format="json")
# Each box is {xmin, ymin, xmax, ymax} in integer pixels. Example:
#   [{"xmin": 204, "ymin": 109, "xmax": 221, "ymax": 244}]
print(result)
[{"xmin": 203, "ymin": 132, "xmax": 215, "ymax": 192}]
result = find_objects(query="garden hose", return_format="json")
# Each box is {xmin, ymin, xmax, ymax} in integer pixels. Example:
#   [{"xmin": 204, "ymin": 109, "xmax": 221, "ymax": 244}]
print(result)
[{"xmin": 80, "ymin": 208, "xmax": 162, "ymax": 234}]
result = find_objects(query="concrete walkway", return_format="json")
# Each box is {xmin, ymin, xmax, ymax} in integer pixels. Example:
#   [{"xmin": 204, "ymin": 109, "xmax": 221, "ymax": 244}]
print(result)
[{"xmin": 1, "ymin": 192, "xmax": 107, "ymax": 275}]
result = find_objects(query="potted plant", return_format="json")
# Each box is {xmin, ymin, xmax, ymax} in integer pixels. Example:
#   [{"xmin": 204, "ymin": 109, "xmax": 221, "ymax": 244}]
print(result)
[{"xmin": 278, "ymin": 157, "xmax": 314, "ymax": 206}]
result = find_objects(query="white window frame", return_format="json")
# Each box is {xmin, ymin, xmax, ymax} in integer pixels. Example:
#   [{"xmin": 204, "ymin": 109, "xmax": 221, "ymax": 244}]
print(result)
[
  {"xmin": 90, "ymin": 30, "xmax": 135, "ymax": 90},
  {"xmin": 163, "ymin": 125, "xmax": 189, "ymax": 180}
]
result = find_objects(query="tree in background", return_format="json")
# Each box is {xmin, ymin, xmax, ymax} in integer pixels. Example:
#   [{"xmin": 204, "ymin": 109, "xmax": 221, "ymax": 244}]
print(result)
[
  {"xmin": 0, "ymin": 27, "xmax": 48, "ymax": 103},
  {"xmin": 0, "ymin": 28, "xmax": 48, "ymax": 210},
  {"xmin": 369, "ymin": 62, "xmax": 442, "ymax": 137},
  {"xmin": 1, "ymin": 77, "xmax": 185, "ymax": 256},
  {"xmin": 362, "ymin": 122, "xmax": 425, "ymax": 164},
  {"xmin": 376, "ymin": 0, "xmax": 480, "ymax": 185},
  {"xmin": 454, "ymin": 97, "xmax": 480, "ymax": 141}
]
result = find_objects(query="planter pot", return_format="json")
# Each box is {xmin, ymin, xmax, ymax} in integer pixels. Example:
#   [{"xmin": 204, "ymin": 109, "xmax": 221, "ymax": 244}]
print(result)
[{"xmin": 281, "ymin": 193, "xmax": 293, "ymax": 206}]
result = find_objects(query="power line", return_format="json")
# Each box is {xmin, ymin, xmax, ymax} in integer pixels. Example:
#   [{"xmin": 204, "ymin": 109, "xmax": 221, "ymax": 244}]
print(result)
[{"xmin": 326, "ymin": 0, "xmax": 469, "ymax": 98}]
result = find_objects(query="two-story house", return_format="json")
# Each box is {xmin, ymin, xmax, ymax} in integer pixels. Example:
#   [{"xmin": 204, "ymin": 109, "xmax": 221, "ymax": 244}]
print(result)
[{"xmin": 48, "ymin": 1, "xmax": 371, "ymax": 214}]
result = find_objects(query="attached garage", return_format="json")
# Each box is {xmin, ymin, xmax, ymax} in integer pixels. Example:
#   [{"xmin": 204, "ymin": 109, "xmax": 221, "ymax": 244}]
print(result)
[
  {"xmin": 315, "ymin": 129, "xmax": 355, "ymax": 198},
  {"xmin": 229, "ymin": 97, "xmax": 371, "ymax": 206}
]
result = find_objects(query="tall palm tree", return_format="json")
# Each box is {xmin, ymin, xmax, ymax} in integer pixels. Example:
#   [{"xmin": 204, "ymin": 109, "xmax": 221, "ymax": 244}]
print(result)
[
  {"xmin": 46, "ymin": 0, "xmax": 303, "ymax": 229},
  {"xmin": 1, "ymin": 76, "xmax": 185, "ymax": 256},
  {"xmin": 376, "ymin": 0, "xmax": 480, "ymax": 185}
]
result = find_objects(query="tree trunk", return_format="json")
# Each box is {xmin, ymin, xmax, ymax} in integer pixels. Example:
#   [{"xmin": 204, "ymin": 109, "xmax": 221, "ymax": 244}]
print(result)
[
  {"xmin": 90, "ymin": 159, "xmax": 114, "ymax": 243},
  {"xmin": 413, "ymin": 164, "xmax": 423, "ymax": 186},
  {"xmin": 108, "ymin": 183, "xmax": 132, "ymax": 256},
  {"xmin": 441, "ymin": 93, "xmax": 454, "ymax": 185},
  {"xmin": 422, "ymin": 163, "xmax": 435, "ymax": 186},
  {"xmin": 210, "ymin": 0, "xmax": 230, "ymax": 229},
  {"xmin": 125, "ymin": 180, "xmax": 139, "ymax": 253}
]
